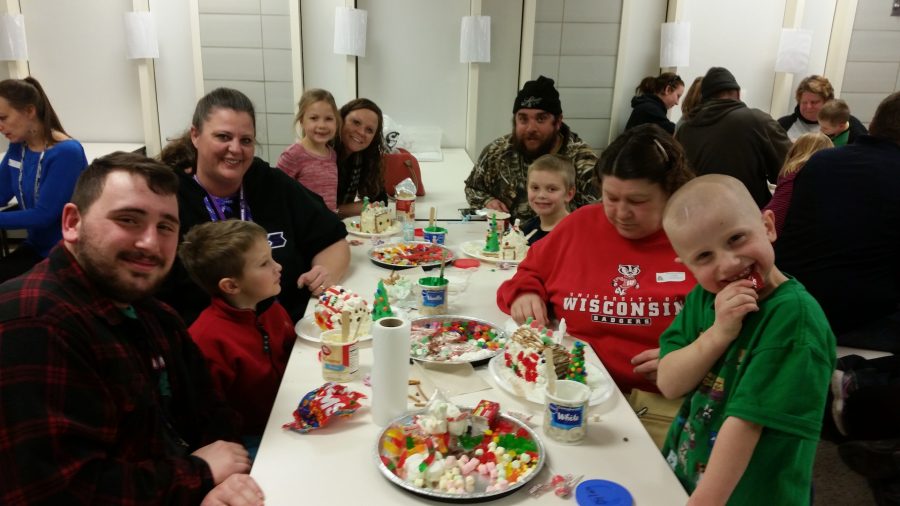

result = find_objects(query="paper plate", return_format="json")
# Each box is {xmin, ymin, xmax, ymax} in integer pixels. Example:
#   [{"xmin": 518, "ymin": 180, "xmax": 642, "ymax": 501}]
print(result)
[
  {"xmin": 343, "ymin": 217, "xmax": 401, "ymax": 238},
  {"xmin": 460, "ymin": 240, "xmax": 526, "ymax": 265},
  {"xmin": 295, "ymin": 313, "xmax": 372, "ymax": 343},
  {"xmin": 375, "ymin": 408, "xmax": 546, "ymax": 502},
  {"xmin": 488, "ymin": 354, "xmax": 613, "ymax": 406}
]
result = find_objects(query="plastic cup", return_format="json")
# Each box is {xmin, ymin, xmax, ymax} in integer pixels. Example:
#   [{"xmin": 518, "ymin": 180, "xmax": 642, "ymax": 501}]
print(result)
[
  {"xmin": 422, "ymin": 226, "xmax": 448, "ymax": 244},
  {"xmin": 417, "ymin": 276, "xmax": 449, "ymax": 315},
  {"xmin": 319, "ymin": 329, "xmax": 359, "ymax": 383},
  {"xmin": 396, "ymin": 192, "xmax": 416, "ymax": 220},
  {"xmin": 543, "ymin": 380, "xmax": 590, "ymax": 444}
]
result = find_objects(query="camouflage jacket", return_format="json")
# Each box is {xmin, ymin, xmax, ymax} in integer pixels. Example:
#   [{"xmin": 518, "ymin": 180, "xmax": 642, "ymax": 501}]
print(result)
[{"xmin": 463, "ymin": 123, "xmax": 599, "ymax": 221}]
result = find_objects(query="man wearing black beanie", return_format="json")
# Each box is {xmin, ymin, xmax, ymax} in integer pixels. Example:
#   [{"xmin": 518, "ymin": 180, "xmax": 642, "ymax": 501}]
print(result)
[
  {"xmin": 676, "ymin": 67, "xmax": 791, "ymax": 208},
  {"xmin": 464, "ymin": 75, "xmax": 599, "ymax": 221}
]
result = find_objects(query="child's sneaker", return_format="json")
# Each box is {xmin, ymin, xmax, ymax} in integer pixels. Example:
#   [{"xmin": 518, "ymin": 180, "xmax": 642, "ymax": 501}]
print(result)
[{"xmin": 830, "ymin": 368, "xmax": 856, "ymax": 437}]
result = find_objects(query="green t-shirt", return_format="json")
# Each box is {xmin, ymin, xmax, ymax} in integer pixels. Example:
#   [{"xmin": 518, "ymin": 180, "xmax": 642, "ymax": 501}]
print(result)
[
  {"xmin": 830, "ymin": 128, "xmax": 850, "ymax": 147},
  {"xmin": 660, "ymin": 278, "xmax": 835, "ymax": 505}
]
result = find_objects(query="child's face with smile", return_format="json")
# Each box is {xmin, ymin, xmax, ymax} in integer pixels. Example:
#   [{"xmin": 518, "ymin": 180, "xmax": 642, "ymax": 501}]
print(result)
[
  {"xmin": 668, "ymin": 202, "xmax": 779, "ymax": 297},
  {"xmin": 527, "ymin": 170, "xmax": 574, "ymax": 218}
]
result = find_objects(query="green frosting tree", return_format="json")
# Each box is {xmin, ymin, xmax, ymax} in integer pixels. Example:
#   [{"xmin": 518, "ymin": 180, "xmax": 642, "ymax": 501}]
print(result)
[
  {"xmin": 372, "ymin": 280, "xmax": 394, "ymax": 320},
  {"xmin": 484, "ymin": 213, "xmax": 500, "ymax": 253},
  {"xmin": 567, "ymin": 341, "xmax": 587, "ymax": 384}
]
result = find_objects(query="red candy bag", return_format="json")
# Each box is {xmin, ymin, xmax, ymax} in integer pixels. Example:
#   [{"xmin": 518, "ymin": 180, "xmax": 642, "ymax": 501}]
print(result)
[{"xmin": 283, "ymin": 382, "xmax": 366, "ymax": 433}]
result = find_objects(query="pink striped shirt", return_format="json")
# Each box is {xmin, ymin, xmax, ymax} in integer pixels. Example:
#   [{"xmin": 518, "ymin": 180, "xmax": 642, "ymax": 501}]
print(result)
[{"xmin": 277, "ymin": 143, "xmax": 338, "ymax": 212}]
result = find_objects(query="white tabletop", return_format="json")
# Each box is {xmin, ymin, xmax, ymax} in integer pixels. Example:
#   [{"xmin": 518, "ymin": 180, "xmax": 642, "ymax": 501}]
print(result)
[
  {"xmin": 413, "ymin": 148, "xmax": 474, "ymax": 221},
  {"xmin": 250, "ymin": 222, "xmax": 688, "ymax": 504}
]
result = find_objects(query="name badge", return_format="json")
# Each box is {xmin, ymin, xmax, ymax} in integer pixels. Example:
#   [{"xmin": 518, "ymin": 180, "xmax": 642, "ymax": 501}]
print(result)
[
  {"xmin": 656, "ymin": 272, "xmax": 686, "ymax": 283},
  {"xmin": 8, "ymin": 159, "xmax": 22, "ymax": 169},
  {"xmin": 267, "ymin": 231, "xmax": 287, "ymax": 249}
]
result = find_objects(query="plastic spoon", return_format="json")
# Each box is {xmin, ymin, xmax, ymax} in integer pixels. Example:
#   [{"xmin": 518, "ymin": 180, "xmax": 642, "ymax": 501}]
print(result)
[{"xmin": 341, "ymin": 311, "xmax": 350, "ymax": 342}]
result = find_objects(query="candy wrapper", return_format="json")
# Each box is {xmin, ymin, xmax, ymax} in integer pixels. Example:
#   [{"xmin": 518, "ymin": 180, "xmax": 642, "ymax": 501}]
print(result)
[{"xmin": 283, "ymin": 382, "xmax": 366, "ymax": 433}]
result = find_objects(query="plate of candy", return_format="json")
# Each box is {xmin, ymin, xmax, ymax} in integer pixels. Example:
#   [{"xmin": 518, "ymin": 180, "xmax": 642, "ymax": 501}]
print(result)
[
  {"xmin": 376, "ymin": 397, "xmax": 545, "ymax": 502},
  {"xmin": 409, "ymin": 316, "xmax": 507, "ymax": 366},
  {"xmin": 369, "ymin": 241, "xmax": 455, "ymax": 270}
]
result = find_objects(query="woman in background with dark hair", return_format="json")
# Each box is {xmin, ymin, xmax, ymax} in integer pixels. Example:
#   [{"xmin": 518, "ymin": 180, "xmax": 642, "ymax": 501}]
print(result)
[
  {"xmin": 0, "ymin": 77, "xmax": 88, "ymax": 282},
  {"xmin": 158, "ymin": 87, "xmax": 349, "ymax": 324},
  {"xmin": 625, "ymin": 72, "xmax": 685, "ymax": 134},
  {"xmin": 497, "ymin": 124, "xmax": 696, "ymax": 447},
  {"xmin": 335, "ymin": 98, "xmax": 387, "ymax": 217}
]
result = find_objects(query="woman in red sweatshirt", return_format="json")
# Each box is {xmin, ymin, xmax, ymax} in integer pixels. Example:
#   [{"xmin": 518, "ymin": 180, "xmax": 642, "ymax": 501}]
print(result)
[{"xmin": 497, "ymin": 124, "xmax": 696, "ymax": 446}]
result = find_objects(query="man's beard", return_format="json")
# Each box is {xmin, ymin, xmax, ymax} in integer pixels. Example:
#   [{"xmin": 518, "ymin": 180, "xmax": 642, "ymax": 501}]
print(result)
[
  {"xmin": 512, "ymin": 129, "xmax": 559, "ymax": 160},
  {"xmin": 73, "ymin": 230, "xmax": 168, "ymax": 304}
]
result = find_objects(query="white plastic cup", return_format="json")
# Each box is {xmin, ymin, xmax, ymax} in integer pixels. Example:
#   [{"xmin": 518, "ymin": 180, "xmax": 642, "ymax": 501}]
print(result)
[
  {"xmin": 319, "ymin": 330, "xmax": 359, "ymax": 383},
  {"xmin": 543, "ymin": 380, "xmax": 590, "ymax": 444}
]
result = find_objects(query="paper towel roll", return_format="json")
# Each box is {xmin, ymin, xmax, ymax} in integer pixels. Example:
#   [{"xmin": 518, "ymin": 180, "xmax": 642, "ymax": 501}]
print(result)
[{"xmin": 371, "ymin": 316, "xmax": 410, "ymax": 426}]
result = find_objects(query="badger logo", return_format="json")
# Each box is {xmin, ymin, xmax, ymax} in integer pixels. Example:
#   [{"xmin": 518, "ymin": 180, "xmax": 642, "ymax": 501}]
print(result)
[{"xmin": 612, "ymin": 264, "xmax": 641, "ymax": 296}]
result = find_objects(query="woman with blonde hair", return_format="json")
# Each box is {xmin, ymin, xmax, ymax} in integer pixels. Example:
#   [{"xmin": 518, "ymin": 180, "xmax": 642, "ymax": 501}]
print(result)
[
  {"xmin": 674, "ymin": 76, "xmax": 703, "ymax": 132},
  {"xmin": 764, "ymin": 132, "xmax": 833, "ymax": 235}
]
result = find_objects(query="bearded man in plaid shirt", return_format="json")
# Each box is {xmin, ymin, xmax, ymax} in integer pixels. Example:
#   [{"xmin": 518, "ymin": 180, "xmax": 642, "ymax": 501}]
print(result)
[{"xmin": 0, "ymin": 152, "xmax": 265, "ymax": 505}]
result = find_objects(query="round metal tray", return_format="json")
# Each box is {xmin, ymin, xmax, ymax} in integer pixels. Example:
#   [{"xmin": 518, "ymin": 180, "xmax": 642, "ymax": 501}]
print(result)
[
  {"xmin": 369, "ymin": 241, "xmax": 456, "ymax": 270},
  {"xmin": 409, "ymin": 315, "xmax": 506, "ymax": 366},
  {"xmin": 375, "ymin": 408, "xmax": 546, "ymax": 502}
]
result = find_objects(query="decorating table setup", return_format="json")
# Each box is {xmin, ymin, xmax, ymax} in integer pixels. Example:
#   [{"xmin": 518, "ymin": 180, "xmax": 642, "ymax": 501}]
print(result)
[{"xmin": 250, "ymin": 212, "xmax": 688, "ymax": 504}]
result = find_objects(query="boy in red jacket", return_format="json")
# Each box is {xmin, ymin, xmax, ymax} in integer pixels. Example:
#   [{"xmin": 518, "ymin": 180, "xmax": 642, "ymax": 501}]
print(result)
[{"xmin": 179, "ymin": 220, "xmax": 295, "ymax": 456}]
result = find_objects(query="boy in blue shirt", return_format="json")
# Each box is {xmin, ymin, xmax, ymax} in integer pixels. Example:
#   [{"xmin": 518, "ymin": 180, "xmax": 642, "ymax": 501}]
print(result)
[{"xmin": 657, "ymin": 174, "xmax": 835, "ymax": 504}]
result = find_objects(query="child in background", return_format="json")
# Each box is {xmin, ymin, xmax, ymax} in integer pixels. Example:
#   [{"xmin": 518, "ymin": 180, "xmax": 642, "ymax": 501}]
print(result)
[
  {"xmin": 763, "ymin": 132, "xmax": 832, "ymax": 236},
  {"xmin": 818, "ymin": 99, "xmax": 854, "ymax": 147},
  {"xmin": 658, "ymin": 174, "xmax": 835, "ymax": 504},
  {"xmin": 520, "ymin": 154, "xmax": 576, "ymax": 245},
  {"xmin": 179, "ymin": 220, "xmax": 295, "ymax": 456},
  {"xmin": 278, "ymin": 88, "xmax": 341, "ymax": 211}
]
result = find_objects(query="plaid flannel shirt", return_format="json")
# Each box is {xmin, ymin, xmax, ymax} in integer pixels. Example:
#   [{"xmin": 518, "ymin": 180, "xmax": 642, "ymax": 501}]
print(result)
[{"xmin": 0, "ymin": 246, "xmax": 240, "ymax": 505}]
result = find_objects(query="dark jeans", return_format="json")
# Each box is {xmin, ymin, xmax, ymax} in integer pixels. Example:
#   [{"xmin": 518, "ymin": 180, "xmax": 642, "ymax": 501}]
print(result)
[
  {"xmin": 838, "ymin": 354, "xmax": 900, "ymax": 441},
  {"xmin": 0, "ymin": 243, "xmax": 43, "ymax": 284}
]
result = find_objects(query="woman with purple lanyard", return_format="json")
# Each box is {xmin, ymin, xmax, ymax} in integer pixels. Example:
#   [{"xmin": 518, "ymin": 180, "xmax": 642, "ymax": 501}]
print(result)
[
  {"xmin": 0, "ymin": 77, "xmax": 88, "ymax": 282},
  {"xmin": 158, "ymin": 88, "xmax": 350, "ymax": 324}
]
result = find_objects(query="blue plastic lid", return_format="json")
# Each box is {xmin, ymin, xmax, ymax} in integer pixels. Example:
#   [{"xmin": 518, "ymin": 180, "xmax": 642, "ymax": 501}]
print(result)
[{"xmin": 575, "ymin": 479, "xmax": 633, "ymax": 506}]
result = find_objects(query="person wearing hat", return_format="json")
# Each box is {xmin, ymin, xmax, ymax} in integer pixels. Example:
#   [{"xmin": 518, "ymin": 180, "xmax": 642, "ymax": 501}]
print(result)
[
  {"xmin": 676, "ymin": 67, "xmax": 791, "ymax": 208},
  {"xmin": 464, "ymin": 75, "xmax": 599, "ymax": 221}
]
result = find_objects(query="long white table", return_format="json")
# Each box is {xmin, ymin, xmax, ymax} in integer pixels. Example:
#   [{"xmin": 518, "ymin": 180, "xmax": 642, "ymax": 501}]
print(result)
[
  {"xmin": 250, "ymin": 222, "xmax": 688, "ymax": 504},
  {"xmin": 414, "ymin": 148, "xmax": 475, "ymax": 221}
]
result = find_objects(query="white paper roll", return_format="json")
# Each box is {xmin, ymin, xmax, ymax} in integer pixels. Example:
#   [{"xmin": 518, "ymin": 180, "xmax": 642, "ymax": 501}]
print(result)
[{"xmin": 371, "ymin": 316, "xmax": 410, "ymax": 426}]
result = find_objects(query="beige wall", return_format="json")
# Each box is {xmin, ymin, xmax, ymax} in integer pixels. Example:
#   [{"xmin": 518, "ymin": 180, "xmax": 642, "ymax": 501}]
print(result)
[{"xmin": 841, "ymin": 0, "xmax": 900, "ymax": 126}]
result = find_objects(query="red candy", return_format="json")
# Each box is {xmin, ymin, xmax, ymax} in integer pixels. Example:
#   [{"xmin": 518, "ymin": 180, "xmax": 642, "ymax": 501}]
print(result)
[
  {"xmin": 282, "ymin": 382, "xmax": 366, "ymax": 433},
  {"xmin": 472, "ymin": 400, "xmax": 500, "ymax": 427},
  {"xmin": 747, "ymin": 271, "xmax": 765, "ymax": 292}
]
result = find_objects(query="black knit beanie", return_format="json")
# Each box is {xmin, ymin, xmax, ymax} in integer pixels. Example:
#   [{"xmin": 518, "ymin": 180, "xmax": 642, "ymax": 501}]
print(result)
[
  {"xmin": 513, "ymin": 75, "xmax": 562, "ymax": 115},
  {"xmin": 700, "ymin": 67, "xmax": 741, "ymax": 100}
]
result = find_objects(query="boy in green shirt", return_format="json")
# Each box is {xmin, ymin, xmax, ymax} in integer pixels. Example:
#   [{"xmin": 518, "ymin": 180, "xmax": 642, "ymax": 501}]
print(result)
[
  {"xmin": 657, "ymin": 174, "xmax": 835, "ymax": 505},
  {"xmin": 818, "ymin": 99, "xmax": 852, "ymax": 147}
]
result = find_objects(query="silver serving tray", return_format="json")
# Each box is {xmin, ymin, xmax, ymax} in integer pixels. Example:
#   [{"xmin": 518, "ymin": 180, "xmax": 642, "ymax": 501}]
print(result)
[
  {"xmin": 410, "ymin": 315, "xmax": 506, "ymax": 365},
  {"xmin": 368, "ymin": 241, "xmax": 456, "ymax": 270},
  {"xmin": 374, "ymin": 408, "xmax": 546, "ymax": 502}
]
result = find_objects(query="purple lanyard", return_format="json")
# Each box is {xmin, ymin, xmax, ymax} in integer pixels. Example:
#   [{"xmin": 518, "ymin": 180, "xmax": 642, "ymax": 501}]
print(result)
[{"xmin": 193, "ymin": 175, "xmax": 251, "ymax": 222}]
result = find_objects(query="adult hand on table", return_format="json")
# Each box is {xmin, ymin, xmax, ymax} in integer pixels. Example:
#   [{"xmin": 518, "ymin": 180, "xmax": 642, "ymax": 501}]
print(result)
[
  {"xmin": 192, "ymin": 440, "xmax": 251, "ymax": 485},
  {"xmin": 484, "ymin": 198, "xmax": 509, "ymax": 213},
  {"xmin": 631, "ymin": 348, "xmax": 660, "ymax": 382},
  {"xmin": 201, "ymin": 474, "xmax": 265, "ymax": 506},
  {"xmin": 298, "ymin": 265, "xmax": 331, "ymax": 297},
  {"xmin": 510, "ymin": 293, "xmax": 548, "ymax": 326}
]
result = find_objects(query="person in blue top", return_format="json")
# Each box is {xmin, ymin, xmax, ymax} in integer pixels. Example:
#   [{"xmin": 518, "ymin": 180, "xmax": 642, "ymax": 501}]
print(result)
[{"xmin": 0, "ymin": 77, "xmax": 88, "ymax": 282}]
